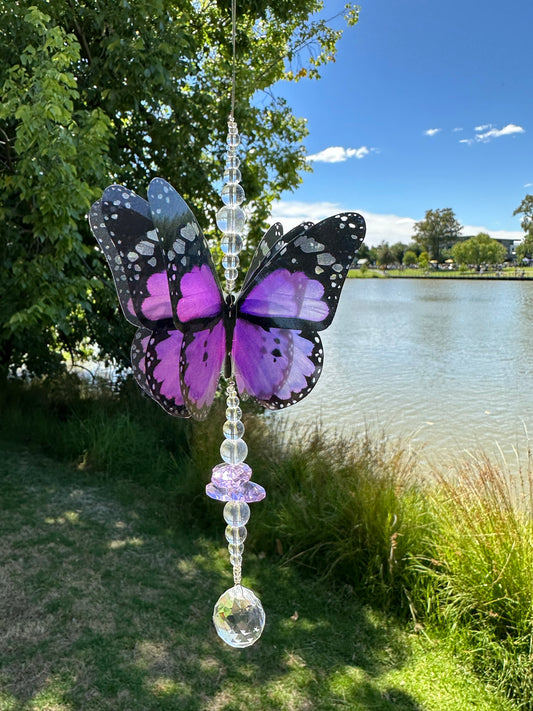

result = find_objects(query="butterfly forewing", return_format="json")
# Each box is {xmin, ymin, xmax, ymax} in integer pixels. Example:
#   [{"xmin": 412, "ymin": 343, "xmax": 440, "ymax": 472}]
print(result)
[
  {"xmin": 91, "ymin": 185, "xmax": 174, "ymax": 330},
  {"xmin": 147, "ymin": 178, "xmax": 224, "ymax": 330}
]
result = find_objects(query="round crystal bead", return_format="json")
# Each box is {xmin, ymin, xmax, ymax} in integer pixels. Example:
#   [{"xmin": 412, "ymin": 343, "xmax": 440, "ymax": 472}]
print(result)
[
  {"xmin": 220, "ymin": 234, "xmax": 243, "ymax": 255},
  {"xmin": 228, "ymin": 543, "xmax": 245, "ymax": 557},
  {"xmin": 226, "ymin": 154, "xmax": 240, "ymax": 169},
  {"xmin": 225, "ymin": 525, "xmax": 247, "ymax": 544},
  {"xmin": 221, "ymin": 183, "xmax": 245, "ymax": 206},
  {"xmin": 213, "ymin": 586, "xmax": 265, "ymax": 648},
  {"xmin": 220, "ymin": 437, "xmax": 248, "ymax": 464},
  {"xmin": 225, "ymin": 406, "xmax": 242, "ymax": 422},
  {"xmin": 223, "ymin": 420, "xmax": 245, "ymax": 439},
  {"xmin": 222, "ymin": 255, "xmax": 239, "ymax": 270},
  {"xmin": 224, "ymin": 167, "xmax": 242, "ymax": 184},
  {"xmin": 223, "ymin": 501, "xmax": 250, "ymax": 526},
  {"xmin": 225, "ymin": 267, "xmax": 238, "ymax": 282},
  {"xmin": 227, "ymin": 132, "xmax": 240, "ymax": 147},
  {"xmin": 216, "ymin": 206, "xmax": 245, "ymax": 234}
]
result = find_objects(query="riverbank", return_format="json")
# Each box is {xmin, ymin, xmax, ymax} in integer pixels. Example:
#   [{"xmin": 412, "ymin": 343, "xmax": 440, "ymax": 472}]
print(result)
[
  {"xmin": 0, "ymin": 439, "xmax": 513, "ymax": 711},
  {"xmin": 1, "ymin": 375, "xmax": 532, "ymax": 708},
  {"xmin": 348, "ymin": 266, "xmax": 533, "ymax": 280}
]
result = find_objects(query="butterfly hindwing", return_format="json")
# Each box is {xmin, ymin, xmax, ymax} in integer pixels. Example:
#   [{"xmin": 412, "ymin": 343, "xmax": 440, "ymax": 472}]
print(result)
[
  {"xmin": 232, "ymin": 321, "xmax": 324, "ymax": 409},
  {"xmin": 179, "ymin": 318, "xmax": 226, "ymax": 420}
]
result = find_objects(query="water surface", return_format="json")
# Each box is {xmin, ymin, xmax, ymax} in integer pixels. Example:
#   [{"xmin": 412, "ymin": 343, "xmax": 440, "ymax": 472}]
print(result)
[{"xmin": 279, "ymin": 278, "xmax": 533, "ymax": 469}]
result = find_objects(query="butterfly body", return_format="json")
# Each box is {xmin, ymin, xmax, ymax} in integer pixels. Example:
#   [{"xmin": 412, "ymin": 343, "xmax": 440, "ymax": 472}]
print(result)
[{"xmin": 90, "ymin": 178, "xmax": 365, "ymax": 420}]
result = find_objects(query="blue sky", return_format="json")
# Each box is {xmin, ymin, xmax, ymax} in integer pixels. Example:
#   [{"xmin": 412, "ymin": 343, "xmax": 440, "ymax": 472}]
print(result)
[{"xmin": 269, "ymin": 0, "xmax": 533, "ymax": 247}]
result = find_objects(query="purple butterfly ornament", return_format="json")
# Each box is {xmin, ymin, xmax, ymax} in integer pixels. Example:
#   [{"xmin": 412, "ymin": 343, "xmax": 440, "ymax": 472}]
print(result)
[{"xmin": 89, "ymin": 178, "xmax": 366, "ymax": 420}]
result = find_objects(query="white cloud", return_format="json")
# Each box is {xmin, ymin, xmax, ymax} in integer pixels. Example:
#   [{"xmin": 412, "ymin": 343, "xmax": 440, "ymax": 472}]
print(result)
[
  {"xmin": 269, "ymin": 200, "xmax": 523, "ymax": 248},
  {"xmin": 424, "ymin": 128, "xmax": 441, "ymax": 136},
  {"xmin": 524, "ymin": 183, "xmax": 533, "ymax": 188},
  {"xmin": 459, "ymin": 138, "xmax": 474, "ymax": 145},
  {"xmin": 306, "ymin": 146, "xmax": 372, "ymax": 163},
  {"xmin": 475, "ymin": 124, "xmax": 491, "ymax": 132},
  {"xmin": 475, "ymin": 123, "xmax": 525, "ymax": 142},
  {"xmin": 453, "ymin": 127, "xmax": 464, "ymax": 132}
]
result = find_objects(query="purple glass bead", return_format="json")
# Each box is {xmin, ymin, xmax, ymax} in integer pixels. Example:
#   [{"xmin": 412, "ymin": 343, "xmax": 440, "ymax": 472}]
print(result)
[
  {"xmin": 211, "ymin": 462, "xmax": 252, "ymax": 487},
  {"xmin": 205, "ymin": 480, "xmax": 266, "ymax": 503},
  {"xmin": 206, "ymin": 462, "xmax": 266, "ymax": 502}
]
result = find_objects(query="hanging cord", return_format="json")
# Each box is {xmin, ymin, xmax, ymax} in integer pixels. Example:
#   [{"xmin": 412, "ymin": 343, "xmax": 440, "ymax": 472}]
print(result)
[{"xmin": 230, "ymin": 0, "xmax": 237, "ymax": 119}]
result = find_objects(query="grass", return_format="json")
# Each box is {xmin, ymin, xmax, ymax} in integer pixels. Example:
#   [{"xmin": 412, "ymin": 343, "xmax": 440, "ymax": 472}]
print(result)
[
  {"xmin": 380, "ymin": 266, "xmax": 533, "ymax": 279},
  {"xmin": 1, "ymin": 375, "xmax": 533, "ymax": 708},
  {"xmin": 0, "ymin": 440, "xmax": 513, "ymax": 711}
]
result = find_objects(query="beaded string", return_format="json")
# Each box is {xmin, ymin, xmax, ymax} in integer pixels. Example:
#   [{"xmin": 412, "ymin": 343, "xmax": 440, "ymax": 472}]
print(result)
[{"xmin": 205, "ymin": 3, "xmax": 266, "ymax": 649}]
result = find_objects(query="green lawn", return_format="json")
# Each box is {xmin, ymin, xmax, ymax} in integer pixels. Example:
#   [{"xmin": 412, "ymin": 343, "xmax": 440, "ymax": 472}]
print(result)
[{"xmin": 0, "ymin": 441, "xmax": 514, "ymax": 711}]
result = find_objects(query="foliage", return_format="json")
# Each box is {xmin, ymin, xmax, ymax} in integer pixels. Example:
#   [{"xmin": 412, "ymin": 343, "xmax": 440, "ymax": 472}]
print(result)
[
  {"xmin": 3, "ymin": 375, "xmax": 533, "ymax": 707},
  {"xmin": 0, "ymin": 0, "xmax": 359, "ymax": 376},
  {"xmin": 376, "ymin": 241, "xmax": 395, "ymax": 267},
  {"xmin": 403, "ymin": 250, "xmax": 418, "ymax": 267},
  {"xmin": 513, "ymin": 193, "xmax": 533, "ymax": 234},
  {"xmin": 516, "ymin": 231, "xmax": 533, "ymax": 262},
  {"xmin": 413, "ymin": 208, "xmax": 462, "ymax": 260},
  {"xmin": 418, "ymin": 251, "xmax": 429, "ymax": 270},
  {"xmin": 451, "ymin": 232, "xmax": 507, "ymax": 267}
]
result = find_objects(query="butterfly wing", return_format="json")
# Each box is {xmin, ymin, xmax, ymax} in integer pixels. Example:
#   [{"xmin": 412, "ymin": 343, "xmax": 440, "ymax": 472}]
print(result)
[
  {"xmin": 146, "ymin": 178, "xmax": 226, "ymax": 419},
  {"xmin": 232, "ymin": 212, "xmax": 365, "ymax": 409}
]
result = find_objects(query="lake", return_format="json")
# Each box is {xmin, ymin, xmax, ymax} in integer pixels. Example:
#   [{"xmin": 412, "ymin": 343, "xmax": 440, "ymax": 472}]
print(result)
[{"xmin": 278, "ymin": 278, "xmax": 533, "ymax": 470}]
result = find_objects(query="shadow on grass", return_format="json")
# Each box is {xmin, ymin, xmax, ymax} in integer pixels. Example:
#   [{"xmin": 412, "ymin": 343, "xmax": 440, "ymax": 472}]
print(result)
[{"xmin": 0, "ymin": 442, "xmax": 426, "ymax": 711}]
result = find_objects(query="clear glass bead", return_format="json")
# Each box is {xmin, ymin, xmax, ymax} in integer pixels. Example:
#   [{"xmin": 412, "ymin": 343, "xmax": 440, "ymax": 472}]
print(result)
[
  {"xmin": 221, "ymin": 183, "xmax": 245, "ymax": 206},
  {"xmin": 216, "ymin": 206, "xmax": 245, "ymax": 234},
  {"xmin": 223, "ymin": 501, "xmax": 250, "ymax": 527},
  {"xmin": 227, "ymin": 132, "xmax": 240, "ymax": 148},
  {"xmin": 226, "ymin": 154, "xmax": 240, "ymax": 169},
  {"xmin": 220, "ymin": 437, "xmax": 248, "ymax": 464},
  {"xmin": 229, "ymin": 553, "xmax": 241, "ymax": 567},
  {"xmin": 226, "ymin": 406, "xmax": 242, "ymax": 422},
  {"xmin": 220, "ymin": 234, "xmax": 243, "ymax": 255},
  {"xmin": 223, "ymin": 420, "xmax": 245, "ymax": 440},
  {"xmin": 222, "ymin": 255, "xmax": 239, "ymax": 271},
  {"xmin": 225, "ymin": 525, "xmax": 247, "ymax": 544},
  {"xmin": 224, "ymin": 167, "xmax": 242, "ymax": 184},
  {"xmin": 225, "ymin": 267, "xmax": 238, "ymax": 282},
  {"xmin": 228, "ymin": 121, "xmax": 238, "ymax": 135},
  {"xmin": 228, "ymin": 543, "xmax": 245, "ymax": 557},
  {"xmin": 227, "ymin": 393, "xmax": 239, "ymax": 408}
]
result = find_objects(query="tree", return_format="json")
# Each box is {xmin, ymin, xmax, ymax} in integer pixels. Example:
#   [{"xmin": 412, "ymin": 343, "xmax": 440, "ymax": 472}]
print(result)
[
  {"xmin": 390, "ymin": 242, "xmax": 408, "ymax": 265},
  {"xmin": 418, "ymin": 251, "xmax": 429, "ymax": 270},
  {"xmin": 403, "ymin": 250, "xmax": 418, "ymax": 267},
  {"xmin": 513, "ymin": 194, "xmax": 533, "ymax": 234},
  {"xmin": 452, "ymin": 233, "xmax": 506, "ymax": 268},
  {"xmin": 412, "ymin": 208, "xmax": 462, "ymax": 261},
  {"xmin": 516, "ymin": 233, "xmax": 533, "ymax": 263},
  {"xmin": 0, "ymin": 0, "xmax": 359, "ymax": 377},
  {"xmin": 376, "ymin": 242, "xmax": 395, "ymax": 268}
]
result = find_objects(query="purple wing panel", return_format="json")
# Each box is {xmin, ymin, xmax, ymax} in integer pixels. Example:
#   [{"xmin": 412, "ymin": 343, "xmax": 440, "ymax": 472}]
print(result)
[
  {"xmin": 238, "ymin": 213, "xmax": 365, "ymax": 331},
  {"xmin": 232, "ymin": 320, "xmax": 323, "ymax": 409},
  {"xmin": 180, "ymin": 319, "xmax": 226, "ymax": 420},
  {"xmin": 147, "ymin": 179, "xmax": 223, "ymax": 329},
  {"xmin": 89, "ymin": 185, "xmax": 173, "ymax": 330}
]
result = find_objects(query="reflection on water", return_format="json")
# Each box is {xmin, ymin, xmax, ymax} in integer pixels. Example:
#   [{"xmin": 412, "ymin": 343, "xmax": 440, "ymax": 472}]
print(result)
[{"xmin": 278, "ymin": 279, "xmax": 533, "ymax": 469}]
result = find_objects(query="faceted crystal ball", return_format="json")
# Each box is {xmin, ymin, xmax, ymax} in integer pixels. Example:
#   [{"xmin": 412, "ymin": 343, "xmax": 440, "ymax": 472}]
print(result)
[{"xmin": 213, "ymin": 585, "xmax": 265, "ymax": 648}]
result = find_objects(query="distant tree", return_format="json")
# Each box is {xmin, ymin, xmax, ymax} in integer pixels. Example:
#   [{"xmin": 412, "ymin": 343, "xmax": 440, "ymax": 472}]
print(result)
[
  {"xmin": 418, "ymin": 251, "xmax": 429, "ymax": 270},
  {"xmin": 390, "ymin": 242, "xmax": 408, "ymax": 265},
  {"xmin": 452, "ymin": 233, "xmax": 506, "ymax": 268},
  {"xmin": 376, "ymin": 242, "xmax": 395, "ymax": 267},
  {"xmin": 513, "ymin": 194, "xmax": 533, "ymax": 234},
  {"xmin": 413, "ymin": 208, "xmax": 462, "ymax": 261},
  {"xmin": 403, "ymin": 250, "xmax": 418, "ymax": 267},
  {"xmin": 516, "ymin": 232, "xmax": 533, "ymax": 262}
]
